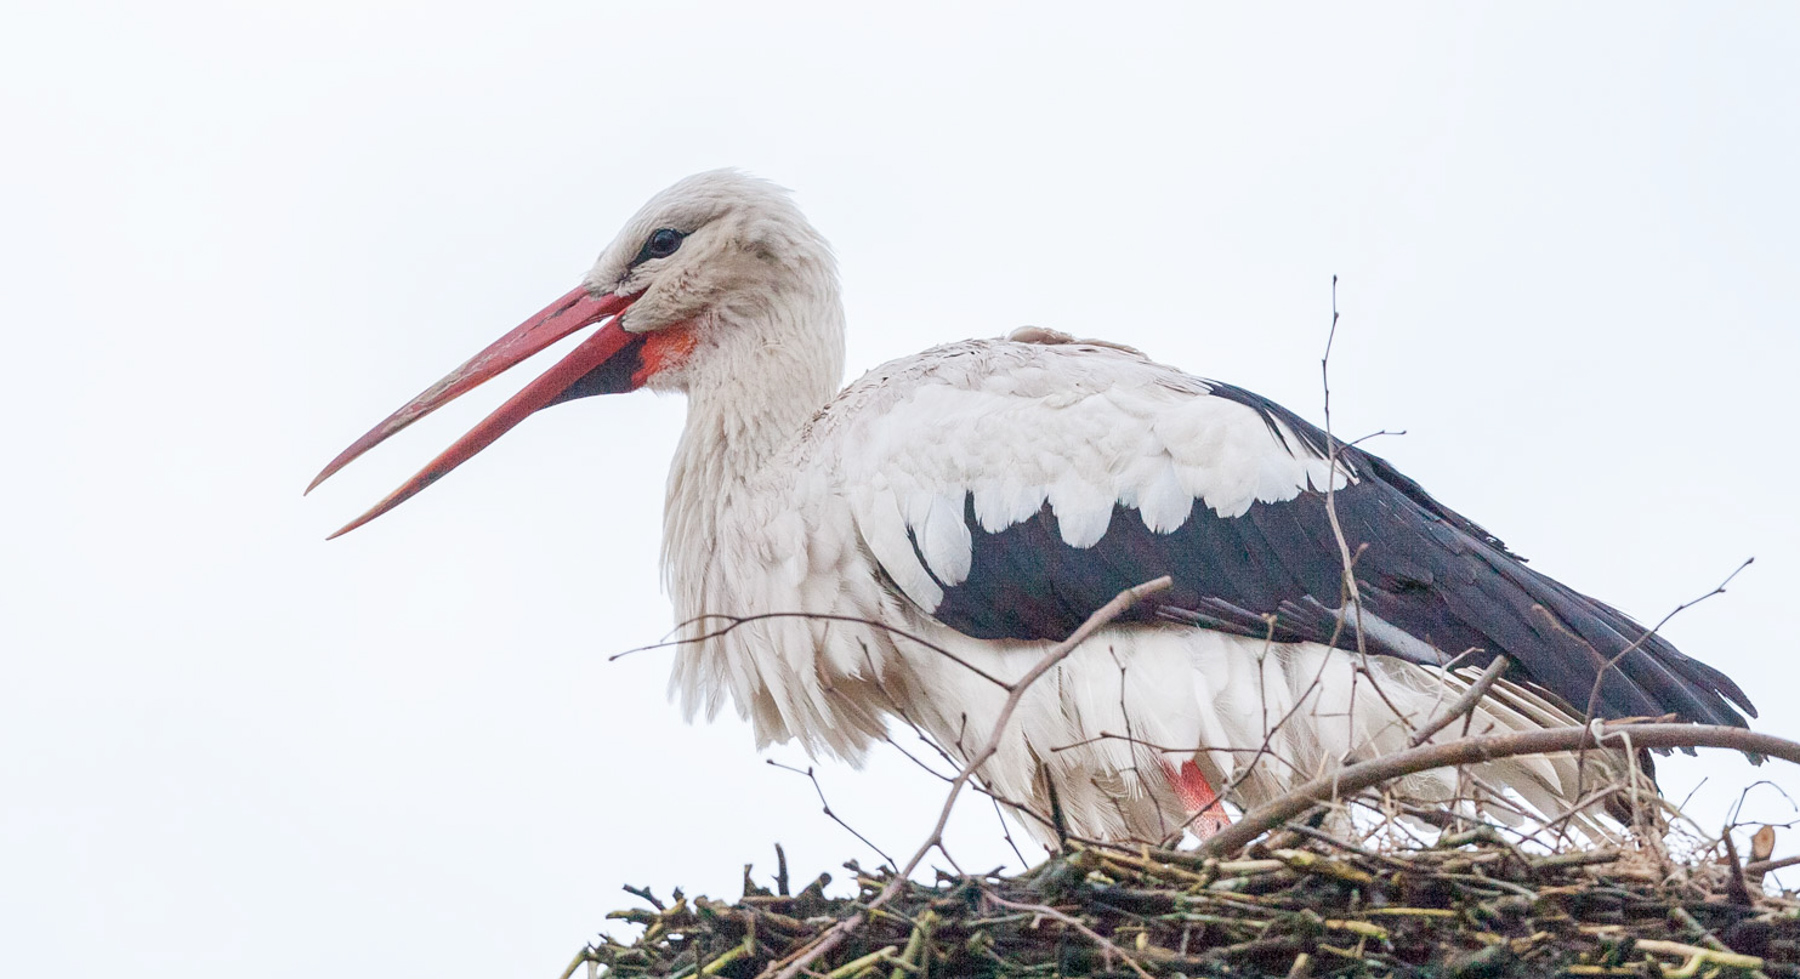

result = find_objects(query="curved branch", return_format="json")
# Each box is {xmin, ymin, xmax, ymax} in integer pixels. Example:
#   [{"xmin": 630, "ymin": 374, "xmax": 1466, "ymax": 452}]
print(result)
[{"xmin": 1201, "ymin": 723, "xmax": 1800, "ymax": 858}]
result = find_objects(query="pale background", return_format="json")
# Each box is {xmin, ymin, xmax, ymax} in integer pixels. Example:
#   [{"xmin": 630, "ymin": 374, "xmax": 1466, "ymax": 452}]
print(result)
[{"xmin": 3, "ymin": 3, "xmax": 1796, "ymax": 977}]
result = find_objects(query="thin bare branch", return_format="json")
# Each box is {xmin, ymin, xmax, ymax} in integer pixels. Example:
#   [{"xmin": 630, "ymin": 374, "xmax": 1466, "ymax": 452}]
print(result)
[
  {"xmin": 1580, "ymin": 557, "xmax": 1754, "ymax": 726},
  {"xmin": 1199, "ymin": 722, "xmax": 1800, "ymax": 858},
  {"xmin": 1408, "ymin": 655, "xmax": 1511, "ymax": 748},
  {"xmin": 614, "ymin": 612, "xmax": 1013, "ymax": 690},
  {"xmin": 990, "ymin": 795, "xmax": 1031, "ymax": 870},
  {"xmin": 1345, "ymin": 428, "xmax": 1405, "ymax": 449},
  {"xmin": 767, "ymin": 761, "xmax": 896, "ymax": 871}
]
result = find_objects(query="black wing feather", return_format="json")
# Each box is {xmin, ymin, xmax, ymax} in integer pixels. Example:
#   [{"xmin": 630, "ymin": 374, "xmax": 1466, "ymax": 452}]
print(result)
[{"xmin": 917, "ymin": 387, "xmax": 1755, "ymax": 730}]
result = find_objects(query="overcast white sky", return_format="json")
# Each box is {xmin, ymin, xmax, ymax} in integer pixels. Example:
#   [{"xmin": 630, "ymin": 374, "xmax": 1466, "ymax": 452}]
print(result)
[{"xmin": 4, "ymin": 3, "xmax": 1798, "ymax": 977}]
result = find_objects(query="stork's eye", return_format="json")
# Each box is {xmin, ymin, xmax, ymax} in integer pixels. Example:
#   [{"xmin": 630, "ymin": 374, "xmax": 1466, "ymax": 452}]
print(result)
[{"xmin": 634, "ymin": 228, "xmax": 687, "ymax": 265}]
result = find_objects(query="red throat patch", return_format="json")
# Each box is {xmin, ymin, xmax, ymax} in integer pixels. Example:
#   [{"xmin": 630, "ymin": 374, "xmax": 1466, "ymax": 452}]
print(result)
[{"xmin": 632, "ymin": 327, "xmax": 699, "ymax": 387}]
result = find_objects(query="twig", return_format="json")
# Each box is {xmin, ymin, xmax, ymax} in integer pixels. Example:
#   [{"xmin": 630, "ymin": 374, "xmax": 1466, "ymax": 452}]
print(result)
[
  {"xmin": 1721, "ymin": 830, "xmax": 1755, "ymax": 907},
  {"xmin": 1200, "ymin": 722, "xmax": 1800, "ymax": 857},
  {"xmin": 1318, "ymin": 276, "xmax": 1356, "ymax": 623},
  {"xmin": 982, "ymin": 892, "xmax": 1157, "ymax": 979},
  {"xmin": 623, "ymin": 884, "xmax": 666, "ymax": 911},
  {"xmin": 764, "ymin": 577, "xmax": 1174, "ymax": 979},
  {"xmin": 1579, "ymin": 557, "xmax": 1754, "ymax": 727},
  {"xmin": 556, "ymin": 949, "xmax": 595, "ymax": 979},
  {"xmin": 1409, "ymin": 655, "xmax": 1511, "ymax": 748},
  {"xmin": 615, "ymin": 612, "xmax": 1012, "ymax": 691},
  {"xmin": 990, "ymin": 795, "xmax": 1031, "ymax": 870},
  {"xmin": 768, "ymin": 761, "xmax": 896, "ymax": 871},
  {"xmin": 852, "ymin": 646, "xmax": 1062, "ymax": 837},
  {"xmin": 1315, "ymin": 278, "xmax": 1419, "ymax": 745},
  {"xmin": 1041, "ymin": 761, "xmax": 1070, "ymax": 851},
  {"xmin": 1745, "ymin": 854, "xmax": 1800, "ymax": 875},
  {"xmin": 1571, "ymin": 557, "xmax": 1755, "ymax": 798},
  {"xmin": 1345, "ymin": 428, "xmax": 1405, "ymax": 449}
]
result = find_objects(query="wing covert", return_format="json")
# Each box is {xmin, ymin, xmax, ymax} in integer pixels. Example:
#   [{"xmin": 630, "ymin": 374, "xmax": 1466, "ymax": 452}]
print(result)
[{"xmin": 826, "ymin": 339, "xmax": 1754, "ymax": 731}]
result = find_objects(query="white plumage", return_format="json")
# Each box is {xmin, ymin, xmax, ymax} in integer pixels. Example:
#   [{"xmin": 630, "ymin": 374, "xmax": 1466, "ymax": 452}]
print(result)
[
  {"xmin": 315, "ymin": 170, "xmax": 1755, "ymax": 847},
  {"xmin": 663, "ymin": 333, "xmax": 1592, "ymax": 843}
]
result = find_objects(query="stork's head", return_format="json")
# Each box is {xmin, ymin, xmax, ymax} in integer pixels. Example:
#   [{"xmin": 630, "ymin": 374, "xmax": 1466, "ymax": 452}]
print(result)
[{"xmin": 308, "ymin": 170, "xmax": 843, "ymax": 536}]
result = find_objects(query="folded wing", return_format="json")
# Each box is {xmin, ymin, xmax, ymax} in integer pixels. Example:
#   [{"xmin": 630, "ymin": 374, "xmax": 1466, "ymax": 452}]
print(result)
[{"xmin": 825, "ymin": 338, "xmax": 1754, "ymax": 729}]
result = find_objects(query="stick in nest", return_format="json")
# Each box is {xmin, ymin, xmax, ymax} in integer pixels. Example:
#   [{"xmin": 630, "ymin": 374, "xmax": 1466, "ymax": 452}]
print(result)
[{"xmin": 1200, "ymin": 722, "xmax": 1800, "ymax": 858}]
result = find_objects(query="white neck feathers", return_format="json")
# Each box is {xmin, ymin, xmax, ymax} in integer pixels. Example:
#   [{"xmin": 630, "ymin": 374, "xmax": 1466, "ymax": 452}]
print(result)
[{"xmin": 659, "ymin": 256, "xmax": 846, "ymax": 619}]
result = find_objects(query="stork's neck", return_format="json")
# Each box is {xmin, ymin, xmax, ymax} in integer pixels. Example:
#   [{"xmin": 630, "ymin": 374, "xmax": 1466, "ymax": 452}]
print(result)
[{"xmin": 661, "ymin": 286, "xmax": 846, "ymax": 605}]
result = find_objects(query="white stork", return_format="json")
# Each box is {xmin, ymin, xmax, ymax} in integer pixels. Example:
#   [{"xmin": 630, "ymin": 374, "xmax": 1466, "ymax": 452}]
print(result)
[{"xmin": 311, "ymin": 170, "xmax": 1753, "ymax": 845}]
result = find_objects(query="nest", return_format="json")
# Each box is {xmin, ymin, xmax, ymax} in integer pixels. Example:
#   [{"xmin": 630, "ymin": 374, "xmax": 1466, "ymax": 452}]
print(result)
[
  {"xmin": 569, "ymin": 828, "xmax": 1798, "ymax": 979},
  {"xmin": 564, "ymin": 580, "xmax": 1800, "ymax": 978}
]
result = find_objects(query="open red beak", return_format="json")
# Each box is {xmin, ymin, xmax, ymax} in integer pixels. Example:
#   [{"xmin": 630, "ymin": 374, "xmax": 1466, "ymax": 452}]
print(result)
[{"xmin": 308, "ymin": 285, "xmax": 643, "ymax": 538}]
